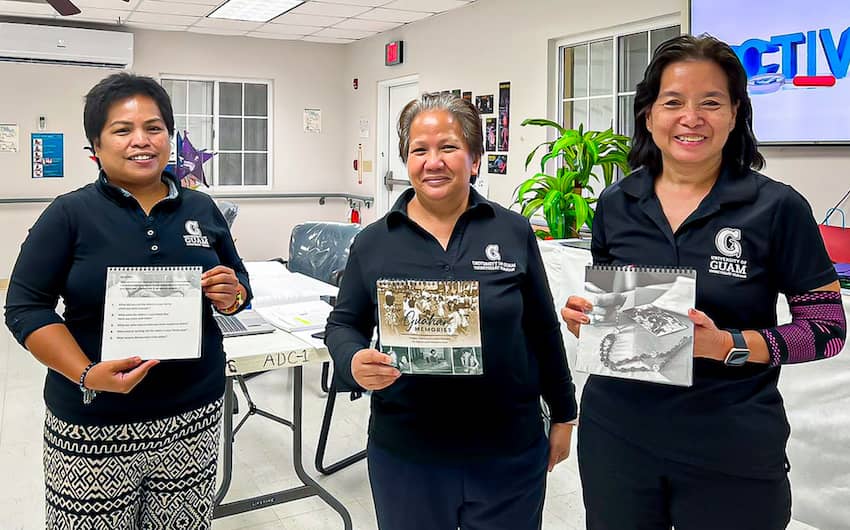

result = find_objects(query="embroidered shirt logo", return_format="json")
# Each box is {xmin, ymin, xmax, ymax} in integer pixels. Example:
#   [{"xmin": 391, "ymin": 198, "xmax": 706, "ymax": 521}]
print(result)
[
  {"xmin": 473, "ymin": 243, "xmax": 515, "ymax": 272},
  {"xmin": 183, "ymin": 220, "xmax": 210, "ymax": 248},
  {"xmin": 715, "ymin": 227, "xmax": 742, "ymax": 258},
  {"xmin": 709, "ymin": 227, "xmax": 747, "ymax": 279}
]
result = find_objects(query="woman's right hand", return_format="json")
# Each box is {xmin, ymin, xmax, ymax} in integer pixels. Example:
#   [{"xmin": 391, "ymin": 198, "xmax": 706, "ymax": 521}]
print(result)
[
  {"xmin": 351, "ymin": 348, "xmax": 400, "ymax": 390},
  {"xmin": 561, "ymin": 296, "xmax": 593, "ymax": 338},
  {"xmin": 84, "ymin": 357, "xmax": 159, "ymax": 394}
]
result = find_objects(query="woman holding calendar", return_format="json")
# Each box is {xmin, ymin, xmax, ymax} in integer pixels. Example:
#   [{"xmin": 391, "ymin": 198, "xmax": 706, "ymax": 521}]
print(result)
[
  {"xmin": 561, "ymin": 34, "xmax": 845, "ymax": 529},
  {"xmin": 5, "ymin": 72, "xmax": 251, "ymax": 529}
]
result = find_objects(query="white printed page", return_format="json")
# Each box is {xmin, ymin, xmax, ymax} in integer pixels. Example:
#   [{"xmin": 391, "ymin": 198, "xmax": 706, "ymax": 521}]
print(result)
[{"xmin": 100, "ymin": 266, "xmax": 202, "ymax": 361}]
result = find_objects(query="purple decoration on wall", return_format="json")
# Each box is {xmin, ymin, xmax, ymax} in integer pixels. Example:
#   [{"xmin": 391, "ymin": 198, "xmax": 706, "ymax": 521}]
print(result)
[{"xmin": 177, "ymin": 131, "xmax": 214, "ymax": 188}]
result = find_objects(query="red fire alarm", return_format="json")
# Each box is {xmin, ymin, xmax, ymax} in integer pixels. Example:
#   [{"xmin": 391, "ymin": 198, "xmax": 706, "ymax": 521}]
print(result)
[{"xmin": 385, "ymin": 40, "xmax": 403, "ymax": 66}]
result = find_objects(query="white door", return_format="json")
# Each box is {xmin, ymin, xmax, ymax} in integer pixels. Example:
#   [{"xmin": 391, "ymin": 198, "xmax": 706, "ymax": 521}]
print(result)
[{"xmin": 376, "ymin": 76, "xmax": 419, "ymax": 215}]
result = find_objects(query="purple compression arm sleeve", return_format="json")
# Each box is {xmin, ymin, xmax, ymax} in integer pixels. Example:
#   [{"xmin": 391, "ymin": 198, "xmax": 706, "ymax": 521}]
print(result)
[{"xmin": 758, "ymin": 291, "xmax": 846, "ymax": 366}]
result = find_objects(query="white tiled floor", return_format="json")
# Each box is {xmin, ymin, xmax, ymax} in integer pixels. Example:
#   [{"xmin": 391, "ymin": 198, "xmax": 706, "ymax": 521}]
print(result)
[{"xmin": 0, "ymin": 290, "xmax": 819, "ymax": 530}]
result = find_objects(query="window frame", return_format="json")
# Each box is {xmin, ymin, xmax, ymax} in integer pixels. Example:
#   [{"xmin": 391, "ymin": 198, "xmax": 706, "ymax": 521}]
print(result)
[
  {"xmin": 160, "ymin": 73, "xmax": 274, "ymax": 192},
  {"xmin": 555, "ymin": 14, "xmax": 680, "ymax": 137}
]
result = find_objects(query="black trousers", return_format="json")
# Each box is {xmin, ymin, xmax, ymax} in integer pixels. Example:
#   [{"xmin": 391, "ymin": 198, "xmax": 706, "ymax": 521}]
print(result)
[
  {"xmin": 367, "ymin": 435, "xmax": 549, "ymax": 530},
  {"xmin": 578, "ymin": 418, "xmax": 791, "ymax": 530}
]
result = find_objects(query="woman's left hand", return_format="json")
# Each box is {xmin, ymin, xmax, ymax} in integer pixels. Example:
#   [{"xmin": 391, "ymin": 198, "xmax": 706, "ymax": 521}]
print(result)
[
  {"xmin": 688, "ymin": 308, "xmax": 731, "ymax": 361},
  {"xmin": 547, "ymin": 422, "xmax": 574, "ymax": 472},
  {"xmin": 202, "ymin": 265, "xmax": 241, "ymax": 311}
]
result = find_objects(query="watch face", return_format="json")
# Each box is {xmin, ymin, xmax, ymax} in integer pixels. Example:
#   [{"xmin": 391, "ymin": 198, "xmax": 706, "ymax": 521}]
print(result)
[{"xmin": 725, "ymin": 349, "xmax": 749, "ymax": 367}]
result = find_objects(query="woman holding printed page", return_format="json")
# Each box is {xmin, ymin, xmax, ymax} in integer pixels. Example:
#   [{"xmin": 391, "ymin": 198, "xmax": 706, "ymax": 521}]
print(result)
[
  {"xmin": 5, "ymin": 73, "xmax": 251, "ymax": 529},
  {"xmin": 561, "ymin": 35, "xmax": 845, "ymax": 529},
  {"xmin": 325, "ymin": 93, "xmax": 578, "ymax": 529}
]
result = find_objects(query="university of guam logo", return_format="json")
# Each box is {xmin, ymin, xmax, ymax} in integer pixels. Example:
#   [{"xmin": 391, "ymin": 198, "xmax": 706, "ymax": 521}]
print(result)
[
  {"xmin": 185, "ymin": 220, "xmax": 202, "ymax": 236},
  {"xmin": 485, "ymin": 244, "xmax": 501, "ymax": 261},
  {"xmin": 183, "ymin": 219, "xmax": 210, "ymax": 247},
  {"xmin": 714, "ymin": 227, "xmax": 742, "ymax": 258},
  {"xmin": 709, "ymin": 227, "xmax": 747, "ymax": 279}
]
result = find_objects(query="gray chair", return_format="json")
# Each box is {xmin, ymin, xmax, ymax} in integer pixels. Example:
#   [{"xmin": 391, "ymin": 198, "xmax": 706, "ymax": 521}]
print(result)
[{"xmin": 283, "ymin": 222, "xmax": 368, "ymax": 476}]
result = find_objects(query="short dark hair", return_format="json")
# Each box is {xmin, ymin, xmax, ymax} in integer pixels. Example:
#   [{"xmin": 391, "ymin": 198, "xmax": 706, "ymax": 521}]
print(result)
[
  {"xmin": 397, "ymin": 92, "xmax": 484, "ymax": 184},
  {"xmin": 83, "ymin": 72, "xmax": 174, "ymax": 149},
  {"xmin": 629, "ymin": 34, "xmax": 764, "ymax": 176}
]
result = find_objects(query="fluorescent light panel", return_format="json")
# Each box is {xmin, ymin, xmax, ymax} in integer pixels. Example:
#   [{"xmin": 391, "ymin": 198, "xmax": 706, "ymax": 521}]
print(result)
[{"xmin": 208, "ymin": 0, "xmax": 304, "ymax": 22}]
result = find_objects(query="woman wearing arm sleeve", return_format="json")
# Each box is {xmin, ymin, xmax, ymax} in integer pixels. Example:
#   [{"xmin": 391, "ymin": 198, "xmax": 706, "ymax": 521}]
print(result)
[
  {"xmin": 5, "ymin": 72, "xmax": 251, "ymax": 530},
  {"xmin": 561, "ymin": 35, "xmax": 844, "ymax": 530}
]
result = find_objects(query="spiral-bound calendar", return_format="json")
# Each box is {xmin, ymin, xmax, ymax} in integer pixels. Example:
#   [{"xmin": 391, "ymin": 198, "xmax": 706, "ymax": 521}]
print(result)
[
  {"xmin": 576, "ymin": 265, "xmax": 697, "ymax": 386},
  {"xmin": 101, "ymin": 266, "xmax": 203, "ymax": 361}
]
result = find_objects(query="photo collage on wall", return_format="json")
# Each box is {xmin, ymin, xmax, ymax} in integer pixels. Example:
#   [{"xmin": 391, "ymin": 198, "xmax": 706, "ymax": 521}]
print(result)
[{"xmin": 435, "ymin": 82, "xmax": 512, "ymax": 195}]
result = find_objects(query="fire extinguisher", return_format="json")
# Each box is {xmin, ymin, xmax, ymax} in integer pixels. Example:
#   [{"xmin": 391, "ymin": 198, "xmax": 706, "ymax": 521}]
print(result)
[{"xmin": 349, "ymin": 203, "xmax": 361, "ymax": 224}]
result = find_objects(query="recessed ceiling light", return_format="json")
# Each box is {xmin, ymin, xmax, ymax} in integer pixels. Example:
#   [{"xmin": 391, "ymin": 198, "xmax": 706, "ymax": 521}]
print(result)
[{"xmin": 208, "ymin": 0, "xmax": 304, "ymax": 23}]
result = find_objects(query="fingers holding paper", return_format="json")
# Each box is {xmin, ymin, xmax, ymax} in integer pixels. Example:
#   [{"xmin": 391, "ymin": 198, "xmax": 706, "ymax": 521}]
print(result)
[
  {"xmin": 85, "ymin": 356, "xmax": 160, "ymax": 394},
  {"xmin": 352, "ymin": 348, "xmax": 401, "ymax": 390},
  {"xmin": 202, "ymin": 265, "xmax": 240, "ymax": 309}
]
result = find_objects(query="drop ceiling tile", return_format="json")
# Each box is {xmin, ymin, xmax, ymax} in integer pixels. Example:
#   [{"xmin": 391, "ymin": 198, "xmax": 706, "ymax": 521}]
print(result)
[
  {"xmin": 187, "ymin": 26, "xmax": 250, "ymax": 36},
  {"xmin": 259, "ymin": 22, "xmax": 318, "ymax": 34},
  {"xmin": 246, "ymin": 31, "xmax": 303, "ymax": 40},
  {"xmin": 191, "ymin": 17, "xmax": 264, "ymax": 29},
  {"xmin": 75, "ymin": 0, "xmax": 141, "ymax": 8},
  {"xmin": 306, "ymin": 0, "xmax": 389, "ymax": 6},
  {"xmin": 313, "ymin": 27, "xmax": 374, "ymax": 39},
  {"xmin": 136, "ymin": 0, "xmax": 215, "ymax": 16},
  {"xmin": 127, "ymin": 11, "xmax": 200, "ymax": 25},
  {"xmin": 73, "ymin": 7, "xmax": 132, "ymax": 21},
  {"xmin": 291, "ymin": 1, "xmax": 370, "ymax": 17},
  {"xmin": 126, "ymin": 22, "xmax": 190, "ymax": 31},
  {"xmin": 357, "ymin": 7, "xmax": 430, "ymax": 22},
  {"xmin": 271, "ymin": 12, "xmax": 342, "ymax": 26},
  {"xmin": 332, "ymin": 17, "xmax": 397, "ymax": 31},
  {"xmin": 302, "ymin": 35, "xmax": 354, "ymax": 44},
  {"xmin": 0, "ymin": 1, "xmax": 57, "ymax": 16},
  {"xmin": 382, "ymin": 0, "xmax": 468, "ymax": 12}
]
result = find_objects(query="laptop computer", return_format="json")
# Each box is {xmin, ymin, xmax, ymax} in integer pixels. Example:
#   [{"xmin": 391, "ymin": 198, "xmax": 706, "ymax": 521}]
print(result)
[{"xmin": 214, "ymin": 309, "xmax": 276, "ymax": 338}]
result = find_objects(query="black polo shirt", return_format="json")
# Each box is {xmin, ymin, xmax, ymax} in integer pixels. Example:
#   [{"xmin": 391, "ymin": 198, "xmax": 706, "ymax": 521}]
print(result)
[
  {"xmin": 325, "ymin": 187, "xmax": 577, "ymax": 462},
  {"xmin": 5, "ymin": 171, "xmax": 252, "ymax": 425},
  {"xmin": 584, "ymin": 166, "xmax": 836, "ymax": 479}
]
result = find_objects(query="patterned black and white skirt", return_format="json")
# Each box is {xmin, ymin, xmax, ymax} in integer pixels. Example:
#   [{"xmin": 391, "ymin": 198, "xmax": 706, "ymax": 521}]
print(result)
[{"xmin": 43, "ymin": 398, "xmax": 222, "ymax": 530}]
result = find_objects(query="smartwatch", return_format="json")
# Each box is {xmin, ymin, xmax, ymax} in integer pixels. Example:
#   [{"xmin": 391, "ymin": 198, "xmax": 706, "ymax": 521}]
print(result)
[{"xmin": 724, "ymin": 329, "xmax": 750, "ymax": 367}]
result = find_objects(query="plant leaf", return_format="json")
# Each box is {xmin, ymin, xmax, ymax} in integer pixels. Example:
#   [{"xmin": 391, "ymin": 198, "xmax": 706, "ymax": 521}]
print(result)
[
  {"xmin": 524, "ymin": 141, "xmax": 554, "ymax": 170},
  {"xmin": 521, "ymin": 118, "xmax": 566, "ymax": 135}
]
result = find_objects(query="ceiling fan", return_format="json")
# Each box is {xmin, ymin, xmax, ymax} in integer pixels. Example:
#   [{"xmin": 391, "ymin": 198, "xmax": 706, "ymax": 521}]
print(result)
[{"xmin": 36, "ymin": 0, "xmax": 130, "ymax": 16}]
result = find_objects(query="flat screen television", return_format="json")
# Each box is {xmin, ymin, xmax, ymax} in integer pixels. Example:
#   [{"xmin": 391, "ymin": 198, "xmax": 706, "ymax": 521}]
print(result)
[{"xmin": 690, "ymin": 0, "xmax": 850, "ymax": 144}]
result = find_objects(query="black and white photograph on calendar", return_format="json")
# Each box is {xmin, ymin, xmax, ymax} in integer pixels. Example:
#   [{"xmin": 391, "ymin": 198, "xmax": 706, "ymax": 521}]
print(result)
[
  {"xmin": 410, "ymin": 346, "xmax": 453, "ymax": 374},
  {"xmin": 377, "ymin": 279, "xmax": 484, "ymax": 376},
  {"xmin": 384, "ymin": 345, "xmax": 412, "ymax": 374},
  {"xmin": 453, "ymin": 347, "xmax": 483, "ymax": 375},
  {"xmin": 576, "ymin": 266, "xmax": 697, "ymax": 386}
]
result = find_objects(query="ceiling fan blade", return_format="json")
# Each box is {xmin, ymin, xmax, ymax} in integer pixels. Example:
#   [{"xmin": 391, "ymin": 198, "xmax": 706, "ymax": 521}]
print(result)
[{"xmin": 45, "ymin": 0, "xmax": 81, "ymax": 16}]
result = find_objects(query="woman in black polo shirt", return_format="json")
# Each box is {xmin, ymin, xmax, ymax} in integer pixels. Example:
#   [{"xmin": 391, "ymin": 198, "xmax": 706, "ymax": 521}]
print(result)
[
  {"xmin": 562, "ymin": 35, "xmax": 845, "ymax": 529},
  {"xmin": 5, "ymin": 73, "xmax": 251, "ymax": 529},
  {"xmin": 326, "ymin": 93, "xmax": 578, "ymax": 529}
]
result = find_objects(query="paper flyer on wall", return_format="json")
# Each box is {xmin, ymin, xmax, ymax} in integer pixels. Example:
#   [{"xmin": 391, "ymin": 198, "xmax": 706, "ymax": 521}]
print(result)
[
  {"xmin": 101, "ymin": 266, "xmax": 203, "ymax": 361},
  {"xmin": 576, "ymin": 265, "xmax": 696, "ymax": 386},
  {"xmin": 376, "ymin": 279, "xmax": 483, "ymax": 376}
]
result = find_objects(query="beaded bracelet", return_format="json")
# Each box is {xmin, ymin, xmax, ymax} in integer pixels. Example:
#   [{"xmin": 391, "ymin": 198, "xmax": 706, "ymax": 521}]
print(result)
[{"xmin": 79, "ymin": 362, "xmax": 98, "ymax": 405}]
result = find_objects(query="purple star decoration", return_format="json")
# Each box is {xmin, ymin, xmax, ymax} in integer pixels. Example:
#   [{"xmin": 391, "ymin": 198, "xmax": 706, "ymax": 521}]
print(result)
[{"xmin": 177, "ymin": 131, "xmax": 214, "ymax": 189}]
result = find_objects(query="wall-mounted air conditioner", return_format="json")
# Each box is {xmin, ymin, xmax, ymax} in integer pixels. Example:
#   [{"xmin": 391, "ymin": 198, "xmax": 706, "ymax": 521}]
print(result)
[{"xmin": 0, "ymin": 22, "xmax": 133, "ymax": 68}]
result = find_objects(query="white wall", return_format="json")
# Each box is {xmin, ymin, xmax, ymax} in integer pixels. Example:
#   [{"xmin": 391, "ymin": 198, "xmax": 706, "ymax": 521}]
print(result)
[
  {"xmin": 0, "ymin": 28, "xmax": 352, "ymax": 277},
  {"xmin": 342, "ymin": 0, "xmax": 850, "ymax": 225},
  {"xmin": 1, "ymin": 0, "xmax": 848, "ymax": 278}
]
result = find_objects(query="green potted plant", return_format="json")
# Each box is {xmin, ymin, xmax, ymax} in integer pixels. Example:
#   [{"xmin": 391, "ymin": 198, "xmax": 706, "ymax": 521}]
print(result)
[{"xmin": 513, "ymin": 119, "xmax": 631, "ymax": 239}]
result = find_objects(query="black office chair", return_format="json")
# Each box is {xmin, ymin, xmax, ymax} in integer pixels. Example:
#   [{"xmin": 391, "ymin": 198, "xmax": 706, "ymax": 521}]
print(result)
[{"xmin": 282, "ymin": 222, "xmax": 368, "ymax": 476}]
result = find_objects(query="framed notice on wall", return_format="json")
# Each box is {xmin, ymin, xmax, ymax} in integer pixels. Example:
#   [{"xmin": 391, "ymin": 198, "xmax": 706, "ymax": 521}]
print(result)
[{"xmin": 32, "ymin": 133, "xmax": 64, "ymax": 178}]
